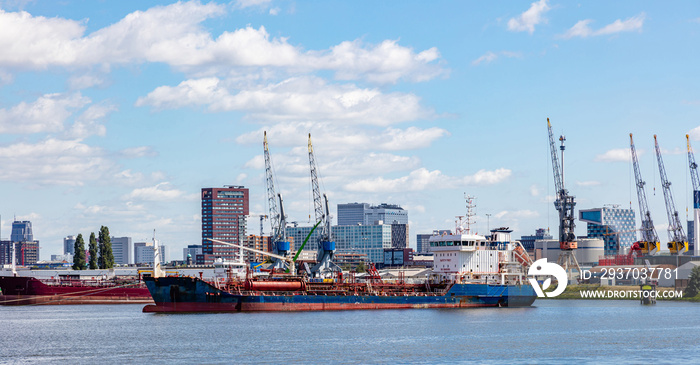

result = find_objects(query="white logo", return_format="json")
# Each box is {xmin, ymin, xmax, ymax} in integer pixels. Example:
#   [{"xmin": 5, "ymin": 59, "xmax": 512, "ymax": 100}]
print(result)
[{"xmin": 527, "ymin": 259, "xmax": 568, "ymax": 298}]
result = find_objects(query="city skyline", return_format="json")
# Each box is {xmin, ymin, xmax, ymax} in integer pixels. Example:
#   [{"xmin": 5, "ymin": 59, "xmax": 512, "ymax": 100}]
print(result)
[{"xmin": 1, "ymin": 1, "xmax": 699, "ymax": 259}]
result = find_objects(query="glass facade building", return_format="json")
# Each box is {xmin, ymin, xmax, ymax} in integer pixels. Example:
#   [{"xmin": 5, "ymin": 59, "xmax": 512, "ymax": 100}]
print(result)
[
  {"xmin": 579, "ymin": 207, "xmax": 636, "ymax": 256},
  {"xmin": 200, "ymin": 186, "xmax": 249, "ymax": 264},
  {"xmin": 287, "ymin": 224, "xmax": 392, "ymax": 263}
]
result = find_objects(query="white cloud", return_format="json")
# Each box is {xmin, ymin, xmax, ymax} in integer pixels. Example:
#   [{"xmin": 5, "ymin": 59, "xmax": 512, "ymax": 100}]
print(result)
[
  {"xmin": 576, "ymin": 180, "xmax": 601, "ymax": 187},
  {"xmin": 688, "ymin": 126, "xmax": 700, "ymax": 141},
  {"xmin": 269, "ymin": 7, "xmax": 280, "ymax": 16},
  {"xmin": 530, "ymin": 184, "xmax": 540, "ymax": 196},
  {"xmin": 124, "ymin": 182, "xmax": 188, "ymax": 201},
  {"xmin": 119, "ymin": 147, "xmax": 158, "ymax": 159},
  {"xmin": 343, "ymin": 167, "xmax": 511, "ymax": 192},
  {"xmin": 0, "ymin": 4, "xmax": 445, "ymax": 84},
  {"xmin": 0, "ymin": 138, "xmax": 114, "ymax": 185},
  {"xmin": 561, "ymin": 13, "xmax": 646, "ymax": 39},
  {"xmin": 472, "ymin": 51, "xmax": 522, "ymax": 66},
  {"xmin": 235, "ymin": 0, "xmax": 272, "ymax": 9},
  {"xmin": 0, "ymin": 93, "xmax": 89, "ymax": 134},
  {"xmin": 68, "ymin": 74, "xmax": 106, "ymax": 89},
  {"xmin": 595, "ymin": 148, "xmax": 632, "ymax": 162},
  {"xmin": 494, "ymin": 210, "xmax": 539, "ymax": 220},
  {"xmin": 137, "ymin": 76, "xmax": 434, "ymax": 126},
  {"xmin": 507, "ymin": 0, "xmax": 550, "ymax": 34}
]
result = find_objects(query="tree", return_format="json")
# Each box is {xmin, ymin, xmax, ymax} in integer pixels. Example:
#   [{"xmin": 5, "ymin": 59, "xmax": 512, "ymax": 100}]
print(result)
[
  {"xmin": 72, "ymin": 234, "xmax": 86, "ymax": 270},
  {"xmin": 98, "ymin": 226, "xmax": 114, "ymax": 269},
  {"xmin": 356, "ymin": 261, "xmax": 366, "ymax": 273},
  {"xmin": 88, "ymin": 232, "xmax": 98, "ymax": 270},
  {"xmin": 686, "ymin": 265, "xmax": 700, "ymax": 298}
]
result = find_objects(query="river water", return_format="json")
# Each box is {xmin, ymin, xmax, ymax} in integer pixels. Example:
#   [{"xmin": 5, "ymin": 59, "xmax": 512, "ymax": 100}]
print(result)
[{"xmin": 1, "ymin": 300, "xmax": 699, "ymax": 364}]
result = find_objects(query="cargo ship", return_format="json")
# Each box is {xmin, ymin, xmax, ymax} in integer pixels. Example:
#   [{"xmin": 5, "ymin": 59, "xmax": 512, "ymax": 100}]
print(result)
[
  {"xmin": 0, "ymin": 275, "xmax": 151, "ymax": 305},
  {"xmin": 142, "ymin": 216, "xmax": 537, "ymax": 313}
]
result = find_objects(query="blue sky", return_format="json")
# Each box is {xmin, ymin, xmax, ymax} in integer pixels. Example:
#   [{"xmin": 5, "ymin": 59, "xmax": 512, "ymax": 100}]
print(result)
[{"xmin": 1, "ymin": 0, "xmax": 699, "ymax": 259}]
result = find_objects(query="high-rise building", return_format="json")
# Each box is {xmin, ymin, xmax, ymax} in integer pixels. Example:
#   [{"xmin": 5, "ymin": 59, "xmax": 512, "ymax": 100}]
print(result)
[
  {"xmin": 391, "ymin": 224, "xmax": 408, "ymax": 249},
  {"xmin": 519, "ymin": 228, "xmax": 553, "ymax": 251},
  {"xmin": 338, "ymin": 203, "xmax": 408, "ymax": 226},
  {"xmin": 199, "ymin": 186, "xmax": 249, "ymax": 264},
  {"xmin": 11, "ymin": 221, "xmax": 33, "ymax": 242},
  {"xmin": 0, "ymin": 240, "xmax": 11, "ymax": 265},
  {"xmin": 136, "ymin": 244, "xmax": 167, "ymax": 266},
  {"xmin": 687, "ymin": 220, "xmax": 696, "ymax": 256},
  {"xmin": 416, "ymin": 230, "xmax": 452, "ymax": 253},
  {"xmin": 111, "ymin": 236, "xmax": 132, "ymax": 265},
  {"xmin": 579, "ymin": 206, "xmax": 636, "ymax": 255},
  {"xmin": 134, "ymin": 241, "xmax": 152, "ymax": 264},
  {"xmin": 64, "ymin": 236, "xmax": 76, "ymax": 255}
]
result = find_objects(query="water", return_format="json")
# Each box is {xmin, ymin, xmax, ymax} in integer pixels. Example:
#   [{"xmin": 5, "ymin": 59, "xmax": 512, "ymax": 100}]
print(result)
[{"xmin": 1, "ymin": 300, "xmax": 699, "ymax": 364}]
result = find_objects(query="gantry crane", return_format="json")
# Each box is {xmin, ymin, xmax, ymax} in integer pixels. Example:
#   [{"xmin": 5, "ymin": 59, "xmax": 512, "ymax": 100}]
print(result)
[
  {"xmin": 630, "ymin": 134, "xmax": 660, "ymax": 255},
  {"xmin": 654, "ymin": 135, "xmax": 688, "ymax": 255},
  {"xmin": 547, "ymin": 118, "xmax": 580, "ymax": 280},
  {"xmin": 308, "ymin": 133, "xmax": 340, "ymax": 277},
  {"xmin": 264, "ymin": 131, "xmax": 291, "ymax": 271},
  {"xmin": 687, "ymin": 134, "xmax": 700, "ymax": 256}
]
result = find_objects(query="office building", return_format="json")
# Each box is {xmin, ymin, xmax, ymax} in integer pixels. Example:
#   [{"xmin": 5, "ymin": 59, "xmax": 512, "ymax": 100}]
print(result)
[
  {"xmin": 242, "ymin": 235, "xmax": 272, "ymax": 263},
  {"xmin": 416, "ymin": 230, "xmax": 452, "ymax": 253},
  {"xmin": 183, "ymin": 244, "xmax": 203, "ymax": 262},
  {"xmin": 337, "ymin": 203, "xmax": 408, "ymax": 226},
  {"xmin": 64, "ymin": 236, "xmax": 76, "ymax": 255},
  {"xmin": 136, "ymin": 244, "xmax": 167, "ymax": 266},
  {"xmin": 11, "ymin": 221, "xmax": 33, "ymax": 242},
  {"xmin": 134, "ymin": 241, "xmax": 152, "ymax": 264},
  {"xmin": 111, "ymin": 236, "xmax": 132, "ymax": 265},
  {"xmin": 0, "ymin": 240, "xmax": 11, "ymax": 265},
  {"xmin": 687, "ymin": 221, "xmax": 696, "ymax": 256},
  {"xmin": 579, "ymin": 206, "xmax": 636, "ymax": 256},
  {"xmin": 199, "ymin": 186, "xmax": 249, "ymax": 264},
  {"xmin": 391, "ymin": 224, "xmax": 408, "ymax": 249},
  {"xmin": 287, "ymin": 224, "xmax": 392, "ymax": 264},
  {"xmin": 383, "ymin": 248, "xmax": 414, "ymax": 267},
  {"xmin": 519, "ymin": 228, "xmax": 553, "ymax": 252}
]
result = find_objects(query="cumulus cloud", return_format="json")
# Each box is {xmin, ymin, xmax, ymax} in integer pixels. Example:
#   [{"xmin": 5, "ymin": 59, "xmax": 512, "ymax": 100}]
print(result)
[
  {"xmin": 0, "ymin": 3, "xmax": 445, "ymax": 84},
  {"xmin": 561, "ymin": 13, "xmax": 646, "ymax": 39},
  {"xmin": 595, "ymin": 148, "xmax": 632, "ymax": 162},
  {"xmin": 343, "ymin": 167, "xmax": 511, "ymax": 192},
  {"xmin": 507, "ymin": 0, "xmax": 550, "ymax": 34},
  {"xmin": 137, "ymin": 76, "xmax": 434, "ymax": 125},
  {"xmin": 576, "ymin": 180, "xmax": 602, "ymax": 187},
  {"xmin": 0, "ymin": 93, "xmax": 89, "ymax": 134},
  {"xmin": 123, "ymin": 182, "xmax": 189, "ymax": 201},
  {"xmin": 0, "ymin": 138, "xmax": 114, "ymax": 185},
  {"xmin": 494, "ymin": 210, "xmax": 539, "ymax": 220}
]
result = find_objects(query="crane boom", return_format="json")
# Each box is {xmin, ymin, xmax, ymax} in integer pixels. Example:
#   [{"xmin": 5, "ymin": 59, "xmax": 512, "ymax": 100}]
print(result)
[
  {"xmin": 654, "ymin": 135, "xmax": 688, "ymax": 255},
  {"xmin": 630, "ymin": 133, "xmax": 660, "ymax": 254},
  {"xmin": 687, "ymin": 134, "xmax": 700, "ymax": 256}
]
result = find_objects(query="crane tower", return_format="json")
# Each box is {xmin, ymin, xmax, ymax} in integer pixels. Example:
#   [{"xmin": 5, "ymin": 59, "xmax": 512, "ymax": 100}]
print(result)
[
  {"xmin": 687, "ymin": 134, "xmax": 700, "ymax": 256},
  {"xmin": 263, "ymin": 131, "xmax": 291, "ymax": 271},
  {"xmin": 654, "ymin": 135, "xmax": 688, "ymax": 255},
  {"xmin": 547, "ymin": 118, "xmax": 580, "ymax": 281},
  {"xmin": 629, "ymin": 133, "xmax": 660, "ymax": 255},
  {"xmin": 308, "ymin": 134, "xmax": 341, "ymax": 277}
]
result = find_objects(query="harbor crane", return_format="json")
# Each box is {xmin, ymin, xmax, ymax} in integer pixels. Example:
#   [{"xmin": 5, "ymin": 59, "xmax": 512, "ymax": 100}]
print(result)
[
  {"xmin": 630, "ymin": 134, "xmax": 660, "ymax": 255},
  {"xmin": 687, "ymin": 134, "xmax": 700, "ymax": 256},
  {"xmin": 308, "ymin": 133, "xmax": 341, "ymax": 277},
  {"xmin": 264, "ymin": 131, "xmax": 292, "ymax": 271},
  {"xmin": 654, "ymin": 135, "xmax": 688, "ymax": 255},
  {"xmin": 547, "ymin": 118, "xmax": 580, "ymax": 281}
]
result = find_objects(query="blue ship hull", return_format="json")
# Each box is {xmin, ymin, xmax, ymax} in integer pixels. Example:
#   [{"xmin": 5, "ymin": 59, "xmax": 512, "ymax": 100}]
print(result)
[{"xmin": 142, "ymin": 276, "xmax": 537, "ymax": 313}]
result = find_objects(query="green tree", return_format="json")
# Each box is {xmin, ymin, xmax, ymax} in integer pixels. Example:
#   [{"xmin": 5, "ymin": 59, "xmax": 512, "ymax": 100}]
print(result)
[
  {"xmin": 98, "ymin": 226, "xmax": 114, "ymax": 269},
  {"xmin": 72, "ymin": 234, "xmax": 86, "ymax": 270},
  {"xmin": 88, "ymin": 232, "xmax": 98, "ymax": 270},
  {"xmin": 686, "ymin": 265, "xmax": 700, "ymax": 297},
  {"xmin": 355, "ymin": 261, "xmax": 366, "ymax": 273}
]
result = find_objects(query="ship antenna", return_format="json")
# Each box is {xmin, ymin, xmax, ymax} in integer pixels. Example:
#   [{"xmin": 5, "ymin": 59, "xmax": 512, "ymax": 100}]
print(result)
[{"xmin": 464, "ymin": 194, "xmax": 476, "ymax": 234}]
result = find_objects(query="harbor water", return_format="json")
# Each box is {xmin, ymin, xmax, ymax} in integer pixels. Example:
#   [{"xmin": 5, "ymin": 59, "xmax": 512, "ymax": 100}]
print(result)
[{"xmin": 1, "ymin": 300, "xmax": 699, "ymax": 364}]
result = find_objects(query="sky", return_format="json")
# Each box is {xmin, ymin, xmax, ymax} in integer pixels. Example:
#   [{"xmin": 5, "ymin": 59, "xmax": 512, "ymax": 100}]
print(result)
[{"xmin": 1, "ymin": 0, "xmax": 699, "ymax": 260}]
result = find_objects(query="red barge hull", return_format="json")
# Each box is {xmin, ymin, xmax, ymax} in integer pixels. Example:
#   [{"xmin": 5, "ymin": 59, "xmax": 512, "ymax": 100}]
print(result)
[{"xmin": 0, "ymin": 276, "xmax": 152, "ymax": 305}]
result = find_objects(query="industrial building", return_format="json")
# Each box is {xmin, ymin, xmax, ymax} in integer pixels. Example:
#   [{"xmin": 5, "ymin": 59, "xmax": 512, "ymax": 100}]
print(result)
[
  {"xmin": 199, "ymin": 185, "xmax": 249, "ymax": 264},
  {"xmin": 579, "ymin": 206, "xmax": 636, "ymax": 255},
  {"xmin": 518, "ymin": 228, "xmax": 552, "ymax": 252},
  {"xmin": 534, "ymin": 238, "xmax": 604, "ymax": 266}
]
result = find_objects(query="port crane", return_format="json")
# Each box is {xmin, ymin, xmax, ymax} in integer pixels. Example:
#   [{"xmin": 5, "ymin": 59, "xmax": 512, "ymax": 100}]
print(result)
[
  {"xmin": 630, "ymin": 134, "xmax": 660, "ymax": 255},
  {"xmin": 687, "ymin": 134, "xmax": 700, "ymax": 256},
  {"xmin": 547, "ymin": 118, "xmax": 580, "ymax": 280},
  {"xmin": 308, "ymin": 133, "xmax": 341, "ymax": 277},
  {"xmin": 264, "ymin": 131, "xmax": 292, "ymax": 271},
  {"xmin": 654, "ymin": 135, "xmax": 688, "ymax": 255}
]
